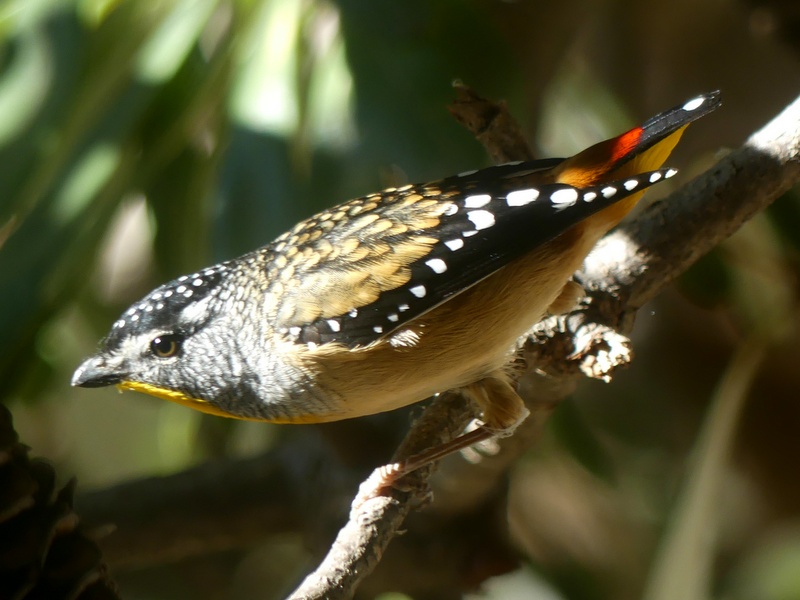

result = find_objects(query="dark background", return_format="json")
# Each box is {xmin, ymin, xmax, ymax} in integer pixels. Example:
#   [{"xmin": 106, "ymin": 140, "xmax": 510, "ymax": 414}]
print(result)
[{"xmin": 2, "ymin": 0, "xmax": 800, "ymax": 598}]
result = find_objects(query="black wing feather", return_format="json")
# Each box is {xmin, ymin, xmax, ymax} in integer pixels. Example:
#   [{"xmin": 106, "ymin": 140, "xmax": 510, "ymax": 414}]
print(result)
[{"xmin": 272, "ymin": 165, "xmax": 675, "ymax": 348}]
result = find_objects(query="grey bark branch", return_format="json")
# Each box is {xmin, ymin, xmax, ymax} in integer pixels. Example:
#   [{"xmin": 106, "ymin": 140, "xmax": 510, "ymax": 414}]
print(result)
[{"xmin": 77, "ymin": 90, "xmax": 800, "ymax": 598}]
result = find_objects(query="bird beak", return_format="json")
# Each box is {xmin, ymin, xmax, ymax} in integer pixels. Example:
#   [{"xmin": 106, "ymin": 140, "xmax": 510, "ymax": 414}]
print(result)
[{"xmin": 71, "ymin": 355, "xmax": 126, "ymax": 388}]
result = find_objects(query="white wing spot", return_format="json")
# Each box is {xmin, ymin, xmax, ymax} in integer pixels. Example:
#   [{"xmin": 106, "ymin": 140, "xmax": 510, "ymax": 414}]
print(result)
[
  {"xmin": 114, "ymin": 319, "xmax": 125, "ymax": 328},
  {"xmin": 506, "ymin": 188, "xmax": 540, "ymax": 206},
  {"xmin": 649, "ymin": 172, "xmax": 662, "ymax": 183},
  {"xmin": 183, "ymin": 289, "xmax": 193, "ymax": 298},
  {"xmin": 443, "ymin": 203, "xmax": 458, "ymax": 216},
  {"xmin": 462, "ymin": 230, "xmax": 478, "ymax": 237},
  {"xmin": 289, "ymin": 326, "xmax": 301, "ymax": 337},
  {"xmin": 327, "ymin": 319, "xmax": 341, "ymax": 332},
  {"xmin": 665, "ymin": 168, "xmax": 678, "ymax": 178},
  {"xmin": 193, "ymin": 278, "xmax": 203, "ymax": 286},
  {"xmin": 156, "ymin": 303, "xmax": 164, "ymax": 310},
  {"xmin": 464, "ymin": 194, "xmax": 491, "ymax": 208},
  {"xmin": 425, "ymin": 258, "xmax": 447, "ymax": 274},
  {"xmin": 389, "ymin": 329, "xmax": 420, "ymax": 348},
  {"xmin": 682, "ymin": 97, "xmax": 705, "ymax": 111},
  {"xmin": 145, "ymin": 304, "xmax": 154, "ymax": 312},
  {"xmin": 602, "ymin": 186, "xmax": 617, "ymax": 198},
  {"xmin": 130, "ymin": 314, "xmax": 139, "ymax": 322},
  {"xmin": 164, "ymin": 290, "xmax": 173, "ymax": 298},
  {"xmin": 178, "ymin": 275, "xmax": 189, "ymax": 282},
  {"xmin": 387, "ymin": 313, "xmax": 399, "ymax": 322},
  {"xmin": 550, "ymin": 188, "xmax": 579, "ymax": 207},
  {"xmin": 410, "ymin": 285, "xmax": 427, "ymax": 298},
  {"xmin": 399, "ymin": 304, "xmax": 410, "ymax": 312},
  {"xmin": 176, "ymin": 285, "xmax": 187, "ymax": 294},
  {"xmin": 373, "ymin": 325, "xmax": 384, "ymax": 334},
  {"xmin": 624, "ymin": 179, "xmax": 639, "ymax": 191},
  {"xmin": 583, "ymin": 191, "xmax": 597, "ymax": 202},
  {"xmin": 348, "ymin": 308, "xmax": 358, "ymax": 317},
  {"xmin": 467, "ymin": 210, "xmax": 495, "ymax": 230},
  {"xmin": 444, "ymin": 238, "xmax": 464, "ymax": 251}
]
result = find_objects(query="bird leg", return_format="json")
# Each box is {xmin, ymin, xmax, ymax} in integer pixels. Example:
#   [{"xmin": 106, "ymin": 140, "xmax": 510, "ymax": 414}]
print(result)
[{"xmin": 354, "ymin": 374, "xmax": 529, "ymax": 507}]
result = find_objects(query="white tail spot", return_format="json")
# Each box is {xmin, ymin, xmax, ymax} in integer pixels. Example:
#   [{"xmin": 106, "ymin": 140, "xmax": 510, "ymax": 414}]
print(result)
[
  {"xmin": 682, "ymin": 97, "xmax": 705, "ymax": 111},
  {"xmin": 550, "ymin": 188, "xmax": 579, "ymax": 207},
  {"xmin": 506, "ymin": 188, "xmax": 540, "ymax": 206},
  {"xmin": 601, "ymin": 186, "xmax": 617, "ymax": 198}
]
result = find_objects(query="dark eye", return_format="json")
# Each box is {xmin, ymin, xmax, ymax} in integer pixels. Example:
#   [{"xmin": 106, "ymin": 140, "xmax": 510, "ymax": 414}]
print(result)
[{"xmin": 150, "ymin": 334, "xmax": 182, "ymax": 358}]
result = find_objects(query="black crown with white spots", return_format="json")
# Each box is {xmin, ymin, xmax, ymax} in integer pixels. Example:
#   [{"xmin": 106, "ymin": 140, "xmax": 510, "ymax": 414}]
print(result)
[{"xmin": 103, "ymin": 264, "xmax": 230, "ymax": 349}]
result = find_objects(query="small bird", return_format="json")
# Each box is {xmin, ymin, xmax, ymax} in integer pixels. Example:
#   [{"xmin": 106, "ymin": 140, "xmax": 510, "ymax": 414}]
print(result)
[{"xmin": 73, "ymin": 92, "xmax": 720, "ymax": 475}]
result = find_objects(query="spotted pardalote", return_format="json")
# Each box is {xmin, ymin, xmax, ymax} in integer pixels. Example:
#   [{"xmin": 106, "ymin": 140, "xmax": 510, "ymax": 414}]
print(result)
[{"xmin": 73, "ymin": 91, "xmax": 721, "ymax": 474}]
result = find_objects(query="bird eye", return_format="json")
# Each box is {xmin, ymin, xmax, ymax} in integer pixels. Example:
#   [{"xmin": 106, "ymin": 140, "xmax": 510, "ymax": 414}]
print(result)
[{"xmin": 150, "ymin": 334, "xmax": 182, "ymax": 358}]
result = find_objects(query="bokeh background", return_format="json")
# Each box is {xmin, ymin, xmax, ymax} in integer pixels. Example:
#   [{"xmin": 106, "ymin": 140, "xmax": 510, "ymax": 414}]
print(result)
[{"xmin": 2, "ymin": 0, "xmax": 800, "ymax": 599}]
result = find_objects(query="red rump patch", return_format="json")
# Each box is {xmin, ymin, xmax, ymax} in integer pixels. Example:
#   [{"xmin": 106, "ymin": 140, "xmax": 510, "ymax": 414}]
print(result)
[{"xmin": 611, "ymin": 126, "xmax": 644, "ymax": 162}]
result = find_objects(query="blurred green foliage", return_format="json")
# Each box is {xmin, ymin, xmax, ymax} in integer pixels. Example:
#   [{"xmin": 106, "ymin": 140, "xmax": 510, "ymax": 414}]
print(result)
[{"xmin": 1, "ymin": 0, "xmax": 800, "ymax": 599}]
